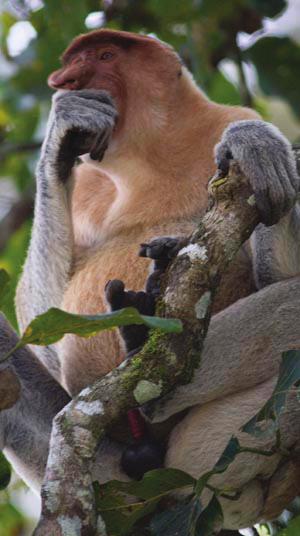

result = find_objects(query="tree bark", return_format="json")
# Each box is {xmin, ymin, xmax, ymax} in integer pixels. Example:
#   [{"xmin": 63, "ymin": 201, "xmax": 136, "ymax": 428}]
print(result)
[
  {"xmin": 34, "ymin": 160, "xmax": 265, "ymax": 535},
  {"xmin": 33, "ymin": 145, "xmax": 300, "ymax": 534}
]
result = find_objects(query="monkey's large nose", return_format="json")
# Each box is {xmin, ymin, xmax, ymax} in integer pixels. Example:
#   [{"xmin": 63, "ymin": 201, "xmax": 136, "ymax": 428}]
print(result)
[{"xmin": 48, "ymin": 68, "xmax": 80, "ymax": 90}]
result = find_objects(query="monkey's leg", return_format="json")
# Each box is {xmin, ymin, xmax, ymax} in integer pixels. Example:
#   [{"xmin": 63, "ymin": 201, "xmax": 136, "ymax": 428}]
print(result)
[
  {"xmin": 165, "ymin": 377, "xmax": 300, "ymax": 530},
  {"xmin": 0, "ymin": 314, "xmax": 70, "ymax": 492},
  {"xmin": 252, "ymin": 203, "xmax": 300, "ymax": 289},
  {"xmin": 142, "ymin": 275, "xmax": 300, "ymax": 422}
]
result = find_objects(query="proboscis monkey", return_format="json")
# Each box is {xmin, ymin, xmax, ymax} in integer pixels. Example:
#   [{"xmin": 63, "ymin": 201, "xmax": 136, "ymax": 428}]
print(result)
[{"xmin": 2, "ymin": 30, "xmax": 300, "ymax": 530}]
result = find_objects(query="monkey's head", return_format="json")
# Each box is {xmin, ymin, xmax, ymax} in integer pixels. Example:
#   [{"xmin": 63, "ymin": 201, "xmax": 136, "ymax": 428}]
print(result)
[{"xmin": 48, "ymin": 30, "xmax": 186, "ymax": 136}]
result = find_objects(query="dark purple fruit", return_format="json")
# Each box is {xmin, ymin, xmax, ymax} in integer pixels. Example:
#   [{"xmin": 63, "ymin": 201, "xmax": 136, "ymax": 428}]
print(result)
[{"xmin": 121, "ymin": 439, "xmax": 165, "ymax": 480}]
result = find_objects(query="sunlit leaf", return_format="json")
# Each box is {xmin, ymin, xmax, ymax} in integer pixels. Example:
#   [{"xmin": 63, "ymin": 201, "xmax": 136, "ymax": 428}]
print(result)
[
  {"xmin": 19, "ymin": 306, "xmax": 181, "ymax": 346},
  {"xmin": 277, "ymin": 515, "xmax": 300, "ymax": 536}
]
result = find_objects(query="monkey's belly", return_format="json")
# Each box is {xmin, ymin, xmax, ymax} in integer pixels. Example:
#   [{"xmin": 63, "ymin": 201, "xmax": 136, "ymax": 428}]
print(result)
[
  {"xmin": 58, "ymin": 241, "xmax": 150, "ymax": 394},
  {"xmin": 58, "ymin": 223, "xmax": 254, "ymax": 394},
  {"xmin": 59, "ymin": 222, "xmax": 197, "ymax": 394}
]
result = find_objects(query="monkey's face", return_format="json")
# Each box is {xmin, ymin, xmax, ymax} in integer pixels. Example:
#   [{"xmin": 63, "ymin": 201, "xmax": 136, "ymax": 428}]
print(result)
[
  {"xmin": 48, "ymin": 43, "xmax": 125, "ymax": 101},
  {"xmin": 48, "ymin": 30, "xmax": 182, "ymax": 132}
]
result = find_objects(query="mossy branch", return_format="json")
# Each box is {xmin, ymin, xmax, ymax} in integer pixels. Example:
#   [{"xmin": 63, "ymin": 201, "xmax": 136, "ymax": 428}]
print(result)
[{"xmin": 34, "ymin": 161, "xmax": 263, "ymax": 535}]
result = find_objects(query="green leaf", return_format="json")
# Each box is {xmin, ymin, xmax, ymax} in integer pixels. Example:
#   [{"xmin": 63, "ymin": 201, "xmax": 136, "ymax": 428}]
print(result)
[
  {"xmin": 0, "ymin": 503, "xmax": 25, "ymax": 536},
  {"xmin": 213, "ymin": 436, "xmax": 241, "ymax": 473},
  {"xmin": 95, "ymin": 469, "xmax": 195, "ymax": 536},
  {"xmin": 94, "ymin": 479, "xmax": 157, "ymax": 536},
  {"xmin": 150, "ymin": 499, "xmax": 202, "ymax": 536},
  {"xmin": 242, "ymin": 350, "xmax": 300, "ymax": 438},
  {"xmin": 195, "ymin": 437, "xmax": 241, "ymax": 496},
  {"xmin": 0, "ymin": 269, "xmax": 10, "ymax": 309},
  {"xmin": 248, "ymin": 37, "xmax": 300, "ymax": 117},
  {"xmin": 97, "ymin": 468, "xmax": 195, "ymax": 503},
  {"xmin": 277, "ymin": 515, "xmax": 300, "ymax": 536},
  {"xmin": 0, "ymin": 451, "xmax": 11, "ymax": 490},
  {"xmin": 195, "ymin": 495, "xmax": 223, "ymax": 536},
  {"xmin": 19, "ymin": 306, "xmax": 182, "ymax": 346}
]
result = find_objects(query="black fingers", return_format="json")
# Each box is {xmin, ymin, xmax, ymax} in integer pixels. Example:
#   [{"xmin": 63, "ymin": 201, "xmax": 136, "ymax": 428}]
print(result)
[
  {"xmin": 104, "ymin": 279, "xmax": 125, "ymax": 310},
  {"xmin": 139, "ymin": 236, "xmax": 189, "ymax": 298},
  {"xmin": 105, "ymin": 279, "xmax": 155, "ymax": 353},
  {"xmin": 139, "ymin": 236, "xmax": 188, "ymax": 269}
]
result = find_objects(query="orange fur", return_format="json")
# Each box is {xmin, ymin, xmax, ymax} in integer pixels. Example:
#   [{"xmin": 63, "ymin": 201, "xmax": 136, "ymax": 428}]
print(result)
[{"xmin": 49, "ymin": 30, "xmax": 260, "ymax": 393}]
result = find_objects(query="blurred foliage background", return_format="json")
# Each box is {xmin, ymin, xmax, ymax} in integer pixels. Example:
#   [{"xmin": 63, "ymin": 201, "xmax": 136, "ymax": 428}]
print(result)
[{"xmin": 0, "ymin": 0, "xmax": 300, "ymax": 534}]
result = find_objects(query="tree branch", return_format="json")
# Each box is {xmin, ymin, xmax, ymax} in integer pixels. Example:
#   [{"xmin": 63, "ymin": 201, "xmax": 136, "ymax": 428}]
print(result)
[{"xmin": 33, "ymin": 160, "xmax": 262, "ymax": 535}]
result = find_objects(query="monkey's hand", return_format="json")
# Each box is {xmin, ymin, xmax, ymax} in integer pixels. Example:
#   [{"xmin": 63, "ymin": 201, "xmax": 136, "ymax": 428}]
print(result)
[
  {"xmin": 41, "ymin": 89, "xmax": 117, "ymax": 181},
  {"xmin": 105, "ymin": 279, "xmax": 155, "ymax": 354},
  {"xmin": 105, "ymin": 237, "xmax": 188, "ymax": 353},
  {"xmin": 215, "ymin": 120, "xmax": 299, "ymax": 225},
  {"xmin": 139, "ymin": 236, "xmax": 189, "ymax": 297}
]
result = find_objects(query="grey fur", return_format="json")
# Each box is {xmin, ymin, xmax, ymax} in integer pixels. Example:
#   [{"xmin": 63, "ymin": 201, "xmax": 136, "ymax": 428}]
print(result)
[
  {"xmin": 15, "ymin": 90, "xmax": 117, "ymax": 376},
  {"xmin": 215, "ymin": 120, "xmax": 299, "ymax": 225},
  {"xmin": 0, "ymin": 314, "xmax": 70, "ymax": 490},
  {"xmin": 4, "ymin": 102, "xmax": 300, "ymax": 527}
]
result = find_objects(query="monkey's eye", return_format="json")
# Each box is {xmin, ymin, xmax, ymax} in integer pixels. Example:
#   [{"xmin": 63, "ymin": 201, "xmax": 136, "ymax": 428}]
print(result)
[{"xmin": 99, "ymin": 51, "xmax": 114, "ymax": 61}]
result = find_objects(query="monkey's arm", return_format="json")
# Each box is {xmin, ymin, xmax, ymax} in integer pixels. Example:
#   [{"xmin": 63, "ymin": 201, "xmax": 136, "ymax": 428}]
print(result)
[
  {"xmin": 15, "ymin": 90, "xmax": 116, "ymax": 373},
  {"xmin": 214, "ymin": 120, "xmax": 299, "ymax": 226},
  {"xmin": 214, "ymin": 119, "xmax": 300, "ymax": 289}
]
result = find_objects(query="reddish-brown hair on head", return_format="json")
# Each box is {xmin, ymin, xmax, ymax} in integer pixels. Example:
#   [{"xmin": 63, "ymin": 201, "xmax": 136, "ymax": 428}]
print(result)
[{"xmin": 61, "ymin": 29, "xmax": 171, "ymax": 64}]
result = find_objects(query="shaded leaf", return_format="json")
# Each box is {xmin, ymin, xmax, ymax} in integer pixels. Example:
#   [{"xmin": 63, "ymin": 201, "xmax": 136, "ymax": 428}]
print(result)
[
  {"xmin": 150, "ymin": 499, "xmax": 202, "ymax": 536},
  {"xmin": 195, "ymin": 495, "xmax": 223, "ymax": 536},
  {"xmin": 248, "ymin": 37, "xmax": 300, "ymax": 117},
  {"xmin": 195, "ymin": 437, "xmax": 241, "ymax": 496},
  {"xmin": 0, "ymin": 451, "xmax": 11, "ymax": 490},
  {"xmin": 94, "ymin": 479, "xmax": 156, "ymax": 536},
  {"xmin": 214, "ymin": 436, "xmax": 241, "ymax": 473},
  {"xmin": 95, "ymin": 469, "xmax": 195, "ymax": 536},
  {"xmin": 97, "ymin": 468, "xmax": 195, "ymax": 502},
  {"xmin": 0, "ymin": 269, "xmax": 10, "ymax": 309},
  {"xmin": 242, "ymin": 350, "xmax": 300, "ymax": 438}
]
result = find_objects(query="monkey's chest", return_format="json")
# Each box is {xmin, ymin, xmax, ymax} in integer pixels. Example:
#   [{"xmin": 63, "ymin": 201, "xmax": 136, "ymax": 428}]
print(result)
[{"xmin": 63, "ymin": 242, "xmax": 150, "ymax": 316}]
